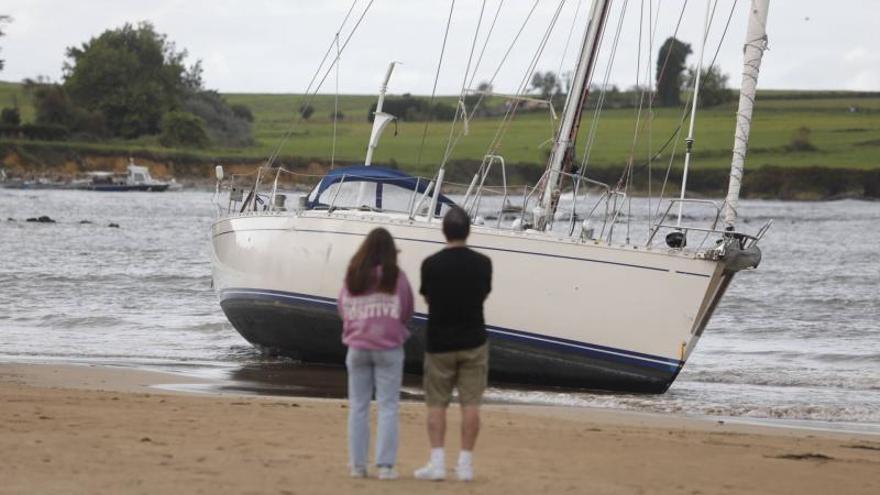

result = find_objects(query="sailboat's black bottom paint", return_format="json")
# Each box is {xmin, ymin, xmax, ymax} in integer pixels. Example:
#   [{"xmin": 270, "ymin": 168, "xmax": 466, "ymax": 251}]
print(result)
[{"xmin": 220, "ymin": 291, "xmax": 679, "ymax": 394}]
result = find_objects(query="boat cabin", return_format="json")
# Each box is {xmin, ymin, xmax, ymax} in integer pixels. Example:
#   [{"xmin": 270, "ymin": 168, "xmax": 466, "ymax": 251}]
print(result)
[{"xmin": 305, "ymin": 165, "xmax": 455, "ymax": 216}]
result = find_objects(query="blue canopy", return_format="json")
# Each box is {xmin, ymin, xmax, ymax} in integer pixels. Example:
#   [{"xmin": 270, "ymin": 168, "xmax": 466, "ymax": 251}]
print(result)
[{"xmin": 306, "ymin": 165, "xmax": 455, "ymax": 215}]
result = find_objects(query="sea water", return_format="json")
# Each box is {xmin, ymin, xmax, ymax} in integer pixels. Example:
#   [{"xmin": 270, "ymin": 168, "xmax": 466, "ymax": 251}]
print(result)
[{"xmin": 1, "ymin": 190, "xmax": 877, "ymax": 430}]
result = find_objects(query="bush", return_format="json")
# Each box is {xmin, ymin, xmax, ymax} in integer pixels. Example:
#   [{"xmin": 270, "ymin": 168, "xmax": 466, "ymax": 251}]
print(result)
[
  {"xmin": 0, "ymin": 123, "xmax": 70, "ymax": 140},
  {"xmin": 299, "ymin": 103, "xmax": 315, "ymax": 120},
  {"xmin": 367, "ymin": 94, "xmax": 456, "ymax": 122},
  {"xmin": 159, "ymin": 111, "xmax": 209, "ymax": 148},
  {"xmin": 230, "ymin": 103, "xmax": 254, "ymax": 122},
  {"xmin": 182, "ymin": 90, "xmax": 253, "ymax": 147},
  {"xmin": 1, "ymin": 107, "xmax": 20, "ymax": 125},
  {"xmin": 787, "ymin": 126, "xmax": 818, "ymax": 152}
]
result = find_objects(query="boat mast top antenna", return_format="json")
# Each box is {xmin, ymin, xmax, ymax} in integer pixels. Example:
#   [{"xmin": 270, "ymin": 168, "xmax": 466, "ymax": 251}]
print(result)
[
  {"xmin": 723, "ymin": 0, "xmax": 770, "ymax": 229},
  {"xmin": 537, "ymin": 0, "xmax": 612, "ymax": 230}
]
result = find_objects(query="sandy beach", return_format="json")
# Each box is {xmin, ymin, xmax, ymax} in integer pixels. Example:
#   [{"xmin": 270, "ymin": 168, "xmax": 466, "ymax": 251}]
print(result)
[{"xmin": 1, "ymin": 363, "xmax": 878, "ymax": 495}]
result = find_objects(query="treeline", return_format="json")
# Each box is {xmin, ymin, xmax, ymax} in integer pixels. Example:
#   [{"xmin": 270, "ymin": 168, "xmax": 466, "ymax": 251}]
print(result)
[{"xmin": 0, "ymin": 22, "xmax": 253, "ymax": 149}]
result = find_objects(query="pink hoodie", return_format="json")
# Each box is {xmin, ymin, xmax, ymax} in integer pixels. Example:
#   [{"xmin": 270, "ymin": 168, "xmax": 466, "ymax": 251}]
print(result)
[{"xmin": 338, "ymin": 269, "xmax": 414, "ymax": 350}]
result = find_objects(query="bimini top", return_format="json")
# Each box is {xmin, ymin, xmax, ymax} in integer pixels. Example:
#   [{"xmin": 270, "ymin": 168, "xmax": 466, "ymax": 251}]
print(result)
[{"xmin": 306, "ymin": 165, "xmax": 455, "ymax": 215}]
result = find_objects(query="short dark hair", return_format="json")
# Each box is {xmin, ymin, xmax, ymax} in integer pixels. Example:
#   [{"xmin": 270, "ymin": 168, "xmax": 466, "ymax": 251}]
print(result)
[{"xmin": 442, "ymin": 206, "xmax": 470, "ymax": 241}]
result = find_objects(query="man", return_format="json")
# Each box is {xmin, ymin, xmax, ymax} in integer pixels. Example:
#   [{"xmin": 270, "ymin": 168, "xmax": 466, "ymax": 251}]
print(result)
[{"xmin": 414, "ymin": 206, "xmax": 492, "ymax": 482}]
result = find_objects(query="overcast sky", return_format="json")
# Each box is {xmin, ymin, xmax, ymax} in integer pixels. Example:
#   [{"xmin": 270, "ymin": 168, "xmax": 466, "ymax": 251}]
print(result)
[{"xmin": 2, "ymin": 1, "xmax": 878, "ymax": 95}]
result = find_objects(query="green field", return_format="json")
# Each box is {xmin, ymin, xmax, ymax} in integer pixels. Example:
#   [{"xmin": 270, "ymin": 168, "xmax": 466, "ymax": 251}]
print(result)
[{"xmin": 2, "ymin": 80, "xmax": 879, "ymax": 177}]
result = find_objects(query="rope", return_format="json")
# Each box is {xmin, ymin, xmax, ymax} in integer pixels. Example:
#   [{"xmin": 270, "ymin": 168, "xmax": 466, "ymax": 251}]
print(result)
[
  {"xmin": 330, "ymin": 34, "xmax": 341, "ymax": 169},
  {"xmin": 265, "ymin": 0, "xmax": 375, "ymax": 169},
  {"xmin": 440, "ymin": 0, "xmax": 539, "ymax": 168},
  {"xmin": 467, "ymin": 0, "xmax": 505, "ymax": 91},
  {"xmin": 485, "ymin": 1, "xmax": 566, "ymax": 159},
  {"xmin": 415, "ymin": 0, "xmax": 457, "ymax": 171},
  {"xmin": 439, "ymin": 0, "xmax": 488, "ymax": 169},
  {"xmin": 652, "ymin": 0, "xmax": 737, "ymax": 219}
]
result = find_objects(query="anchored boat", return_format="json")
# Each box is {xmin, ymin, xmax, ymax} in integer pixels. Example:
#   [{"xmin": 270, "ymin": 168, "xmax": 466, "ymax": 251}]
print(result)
[{"xmin": 212, "ymin": 0, "xmax": 772, "ymax": 393}]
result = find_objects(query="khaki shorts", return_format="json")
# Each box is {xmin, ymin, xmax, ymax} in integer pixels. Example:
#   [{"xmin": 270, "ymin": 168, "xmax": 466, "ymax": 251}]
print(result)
[{"xmin": 423, "ymin": 343, "xmax": 489, "ymax": 407}]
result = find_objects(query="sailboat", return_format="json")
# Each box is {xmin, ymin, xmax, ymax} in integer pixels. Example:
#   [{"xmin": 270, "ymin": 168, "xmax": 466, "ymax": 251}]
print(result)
[{"xmin": 211, "ymin": 0, "xmax": 771, "ymax": 393}]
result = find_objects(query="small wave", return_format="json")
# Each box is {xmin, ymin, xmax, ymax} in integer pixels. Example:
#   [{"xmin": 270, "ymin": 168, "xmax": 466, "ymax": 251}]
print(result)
[
  {"xmin": 39, "ymin": 315, "xmax": 123, "ymax": 328},
  {"xmin": 813, "ymin": 352, "xmax": 880, "ymax": 364},
  {"xmin": 485, "ymin": 388, "xmax": 880, "ymax": 424},
  {"xmin": 184, "ymin": 322, "xmax": 233, "ymax": 333}
]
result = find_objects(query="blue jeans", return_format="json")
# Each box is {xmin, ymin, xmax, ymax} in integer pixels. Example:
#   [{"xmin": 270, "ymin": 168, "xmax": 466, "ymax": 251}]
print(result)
[{"xmin": 346, "ymin": 346, "xmax": 404, "ymax": 469}]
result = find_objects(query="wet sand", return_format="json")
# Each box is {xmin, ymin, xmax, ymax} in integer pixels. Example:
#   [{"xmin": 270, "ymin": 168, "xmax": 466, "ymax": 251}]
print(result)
[{"xmin": 1, "ymin": 363, "xmax": 878, "ymax": 495}]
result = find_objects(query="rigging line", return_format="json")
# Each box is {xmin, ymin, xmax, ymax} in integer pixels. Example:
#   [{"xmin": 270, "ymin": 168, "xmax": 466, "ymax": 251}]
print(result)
[
  {"xmin": 578, "ymin": 0, "xmax": 630, "ymax": 178},
  {"xmin": 266, "ymin": 0, "xmax": 359, "ymax": 167},
  {"xmin": 301, "ymin": 0, "xmax": 360, "ymax": 106},
  {"xmin": 462, "ymin": 0, "xmax": 540, "ymax": 125},
  {"xmin": 330, "ymin": 34, "xmax": 341, "ymax": 169},
  {"xmin": 638, "ymin": 0, "xmax": 730, "ymax": 186},
  {"xmin": 443, "ymin": 0, "xmax": 538, "ymax": 163},
  {"xmin": 439, "ymin": 0, "xmax": 488, "ymax": 170},
  {"xmin": 653, "ymin": 0, "xmax": 736, "ymax": 219},
  {"xmin": 556, "ymin": 0, "xmax": 585, "ymax": 91},
  {"xmin": 624, "ymin": 0, "xmax": 650, "ymax": 243},
  {"xmin": 550, "ymin": 0, "xmax": 585, "ymax": 144},
  {"xmin": 486, "ymin": 0, "xmax": 566, "ymax": 158},
  {"xmin": 638, "ymin": 0, "xmax": 736, "ymax": 178},
  {"xmin": 621, "ymin": 0, "xmax": 712, "ymax": 188},
  {"xmin": 265, "ymin": 0, "xmax": 375, "ymax": 168},
  {"xmin": 646, "ymin": 0, "xmax": 662, "ymax": 228},
  {"xmin": 569, "ymin": 0, "xmax": 625, "ymax": 238},
  {"xmin": 467, "ymin": 0, "xmax": 505, "ymax": 91},
  {"xmin": 676, "ymin": 0, "xmax": 716, "ymax": 225},
  {"xmin": 415, "ymin": 0, "xmax": 457, "ymax": 172}
]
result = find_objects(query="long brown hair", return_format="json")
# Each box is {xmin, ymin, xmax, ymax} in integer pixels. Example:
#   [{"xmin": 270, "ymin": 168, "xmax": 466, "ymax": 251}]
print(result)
[{"xmin": 345, "ymin": 228, "xmax": 400, "ymax": 295}]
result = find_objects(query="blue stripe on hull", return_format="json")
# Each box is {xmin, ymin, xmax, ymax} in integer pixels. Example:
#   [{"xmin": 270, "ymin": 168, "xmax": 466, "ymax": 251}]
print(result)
[{"xmin": 218, "ymin": 287, "xmax": 683, "ymax": 392}]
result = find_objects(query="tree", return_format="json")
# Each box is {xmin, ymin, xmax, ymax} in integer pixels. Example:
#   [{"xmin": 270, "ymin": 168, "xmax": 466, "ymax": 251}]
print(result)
[
  {"xmin": 531, "ymin": 71, "xmax": 561, "ymax": 99},
  {"xmin": 159, "ymin": 110, "xmax": 209, "ymax": 148},
  {"xmin": 1, "ymin": 107, "xmax": 19, "ymax": 125},
  {"xmin": 656, "ymin": 37, "xmax": 692, "ymax": 107},
  {"xmin": 63, "ymin": 22, "xmax": 200, "ymax": 138},
  {"xmin": 476, "ymin": 81, "xmax": 493, "ymax": 93},
  {"xmin": 299, "ymin": 103, "xmax": 315, "ymax": 120},
  {"xmin": 0, "ymin": 15, "xmax": 10, "ymax": 72},
  {"xmin": 182, "ymin": 90, "xmax": 253, "ymax": 147},
  {"xmin": 685, "ymin": 65, "xmax": 734, "ymax": 108},
  {"xmin": 23, "ymin": 77, "xmax": 105, "ymax": 137},
  {"xmin": 231, "ymin": 104, "xmax": 254, "ymax": 122}
]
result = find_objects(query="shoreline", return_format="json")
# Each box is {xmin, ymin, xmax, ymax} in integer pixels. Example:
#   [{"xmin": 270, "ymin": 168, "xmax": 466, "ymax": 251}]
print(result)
[
  {"xmin": 2, "ymin": 362, "xmax": 878, "ymax": 494},
  {"xmin": 2, "ymin": 143, "xmax": 879, "ymax": 200},
  {"xmin": 6, "ymin": 357, "xmax": 879, "ymax": 436}
]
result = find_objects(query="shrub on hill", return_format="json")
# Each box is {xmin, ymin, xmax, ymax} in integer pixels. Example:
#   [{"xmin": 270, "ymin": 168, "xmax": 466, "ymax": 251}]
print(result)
[
  {"xmin": 182, "ymin": 90, "xmax": 253, "ymax": 147},
  {"xmin": 1, "ymin": 106, "xmax": 20, "ymax": 125},
  {"xmin": 159, "ymin": 111, "xmax": 209, "ymax": 148},
  {"xmin": 17, "ymin": 22, "xmax": 252, "ymax": 147},
  {"xmin": 367, "ymin": 94, "xmax": 456, "ymax": 122},
  {"xmin": 787, "ymin": 126, "xmax": 818, "ymax": 152}
]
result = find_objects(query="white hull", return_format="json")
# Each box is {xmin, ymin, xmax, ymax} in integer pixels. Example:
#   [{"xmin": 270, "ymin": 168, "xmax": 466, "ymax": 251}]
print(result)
[{"xmin": 212, "ymin": 210, "xmax": 732, "ymax": 393}]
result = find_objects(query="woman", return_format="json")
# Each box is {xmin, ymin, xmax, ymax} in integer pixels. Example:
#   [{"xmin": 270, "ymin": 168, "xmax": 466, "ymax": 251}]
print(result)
[{"xmin": 338, "ymin": 228, "xmax": 413, "ymax": 480}]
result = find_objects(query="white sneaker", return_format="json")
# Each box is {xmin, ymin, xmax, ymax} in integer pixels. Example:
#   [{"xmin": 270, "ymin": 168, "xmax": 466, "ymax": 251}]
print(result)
[
  {"xmin": 455, "ymin": 463, "xmax": 474, "ymax": 482},
  {"xmin": 414, "ymin": 462, "xmax": 446, "ymax": 481},
  {"xmin": 350, "ymin": 466, "xmax": 367, "ymax": 478},
  {"xmin": 377, "ymin": 466, "xmax": 399, "ymax": 480}
]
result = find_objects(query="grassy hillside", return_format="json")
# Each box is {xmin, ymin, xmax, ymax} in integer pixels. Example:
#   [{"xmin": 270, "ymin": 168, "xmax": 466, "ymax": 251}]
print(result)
[{"xmin": 2, "ymin": 80, "xmax": 879, "ymax": 177}]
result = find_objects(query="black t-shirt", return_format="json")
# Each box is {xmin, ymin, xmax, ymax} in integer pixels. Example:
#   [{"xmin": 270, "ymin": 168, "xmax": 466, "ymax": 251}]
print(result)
[{"xmin": 420, "ymin": 246, "xmax": 492, "ymax": 353}]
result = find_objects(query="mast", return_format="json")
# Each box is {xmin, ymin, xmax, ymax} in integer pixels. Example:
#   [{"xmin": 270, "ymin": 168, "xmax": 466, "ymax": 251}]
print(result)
[
  {"xmin": 357, "ymin": 62, "xmax": 398, "ymax": 207},
  {"xmin": 538, "ymin": 0, "xmax": 611, "ymax": 228},
  {"xmin": 722, "ymin": 0, "xmax": 770, "ymax": 228},
  {"xmin": 364, "ymin": 62, "xmax": 399, "ymax": 167}
]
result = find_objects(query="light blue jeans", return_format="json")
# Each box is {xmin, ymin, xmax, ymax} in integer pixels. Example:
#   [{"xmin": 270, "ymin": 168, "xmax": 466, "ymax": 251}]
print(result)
[{"xmin": 345, "ymin": 346, "xmax": 404, "ymax": 469}]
